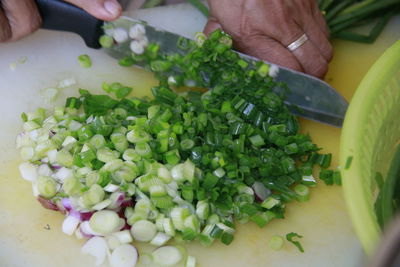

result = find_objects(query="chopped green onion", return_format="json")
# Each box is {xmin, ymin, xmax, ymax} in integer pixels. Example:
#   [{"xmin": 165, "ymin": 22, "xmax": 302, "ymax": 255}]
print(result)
[
  {"xmin": 249, "ymin": 134, "xmax": 265, "ymax": 147},
  {"xmin": 99, "ymin": 35, "xmax": 114, "ymax": 48},
  {"xmin": 165, "ymin": 149, "xmax": 181, "ymax": 165},
  {"xmin": 319, "ymin": 169, "xmax": 334, "ymax": 185},
  {"xmin": 82, "ymin": 184, "xmax": 105, "ymax": 207},
  {"xmin": 294, "ymin": 184, "xmax": 310, "ymax": 202},
  {"xmin": 261, "ymin": 196, "xmax": 280, "ymax": 209},
  {"xmin": 15, "ymin": 27, "xmax": 340, "ymax": 260},
  {"xmin": 78, "ymin": 54, "xmax": 92, "ymax": 68},
  {"xmin": 220, "ymin": 232, "xmax": 234, "ymax": 245},
  {"xmin": 286, "ymin": 232, "xmax": 304, "ymax": 253},
  {"xmin": 89, "ymin": 210, "xmax": 121, "ymax": 235},
  {"xmin": 269, "ymin": 235, "xmax": 284, "ymax": 251},
  {"xmin": 345, "ymin": 156, "xmax": 353, "ymax": 170},
  {"xmin": 152, "ymin": 246, "xmax": 183, "ymax": 267},
  {"xmin": 180, "ymin": 139, "xmax": 195, "ymax": 151},
  {"xmin": 37, "ymin": 176, "xmax": 57, "ymax": 198},
  {"xmin": 131, "ymin": 220, "xmax": 157, "ymax": 242},
  {"xmin": 185, "ymin": 255, "xmax": 196, "ymax": 267}
]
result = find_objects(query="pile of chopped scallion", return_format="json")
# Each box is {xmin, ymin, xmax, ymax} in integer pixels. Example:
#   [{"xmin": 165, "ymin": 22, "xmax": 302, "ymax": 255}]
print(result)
[{"xmin": 17, "ymin": 26, "xmax": 340, "ymax": 267}]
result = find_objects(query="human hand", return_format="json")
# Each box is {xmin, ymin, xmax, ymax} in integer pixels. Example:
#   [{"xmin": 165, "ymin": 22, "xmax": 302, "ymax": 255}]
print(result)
[
  {"xmin": 204, "ymin": 0, "xmax": 333, "ymax": 78},
  {"xmin": 0, "ymin": 0, "xmax": 122, "ymax": 42}
]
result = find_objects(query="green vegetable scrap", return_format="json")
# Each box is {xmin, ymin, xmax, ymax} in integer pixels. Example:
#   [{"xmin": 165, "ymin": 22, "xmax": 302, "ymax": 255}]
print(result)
[
  {"xmin": 345, "ymin": 156, "xmax": 353, "ymax": 170},
  {"xmin": 269, "ymin": 235, "xmax": 284, "ymax": 251},
  {"xmin": 286, "ymin": 232, "xmax": 304, "ymax": 253},
  {"xmin": 78, "ymin": 54, "xmax": 92, "ymax": 68},
  {"xmin": 102, "ymin": 82, "xmax": 133, "ymax": 99}
]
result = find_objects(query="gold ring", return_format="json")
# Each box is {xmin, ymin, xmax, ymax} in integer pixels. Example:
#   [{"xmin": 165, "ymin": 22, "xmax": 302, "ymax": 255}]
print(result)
[{"xmin": 287, "ymin": 34, "xmax": 308, "ymax": 52}]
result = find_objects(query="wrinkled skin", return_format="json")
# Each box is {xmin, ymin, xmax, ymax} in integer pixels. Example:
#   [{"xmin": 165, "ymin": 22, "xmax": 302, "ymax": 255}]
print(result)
[
  {"xmin": 0, "ymin": 0, "xmax": 121, "ymax": 41},
  {"xmin": 205, "ymin": 0, "xmax": 333, "ymax": 78}
]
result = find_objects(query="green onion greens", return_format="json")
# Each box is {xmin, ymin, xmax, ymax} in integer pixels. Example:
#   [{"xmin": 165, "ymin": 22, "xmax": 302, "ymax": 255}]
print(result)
[{"xmin": 16, "ymin": 27, "xmax": 341, "ymax": 266}]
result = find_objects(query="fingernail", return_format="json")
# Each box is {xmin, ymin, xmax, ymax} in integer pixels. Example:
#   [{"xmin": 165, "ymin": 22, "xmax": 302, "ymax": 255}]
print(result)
[{"xmin": 104, "ymin": 0, "xmax": 120, "ymax": 16}]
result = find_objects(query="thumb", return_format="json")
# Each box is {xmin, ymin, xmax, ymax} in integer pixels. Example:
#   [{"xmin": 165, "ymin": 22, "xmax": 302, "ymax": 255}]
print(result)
[
  {"xmin": 64, "ymin": 0, "xmax": 122, "ymax": 21},
  {"xmin": 203, "ymin": 17, "xmax": 221, "ymax": 36}
]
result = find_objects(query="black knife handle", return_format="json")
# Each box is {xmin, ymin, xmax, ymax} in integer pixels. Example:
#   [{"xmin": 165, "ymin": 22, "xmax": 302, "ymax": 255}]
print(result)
[{"xmin": 36, "ymin": 0, "xmax": 103, "ymax": 48}]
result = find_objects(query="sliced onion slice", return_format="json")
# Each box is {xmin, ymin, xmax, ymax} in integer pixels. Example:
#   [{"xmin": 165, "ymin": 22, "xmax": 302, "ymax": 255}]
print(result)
[
  {"xmin": 252, "ymin": 181, "xmax": 271, "ymax": 202},
  {"xmin": 150, "ymin": 232, "xmax": 171, "ymax": 246},
  {"xmin": 80, "ymin": 221, "xmax": 100, "ymax": 236},
  {"xmin": 19, "ymin": 162, "xmax": 38, "ymax": 182},
  {"xmin": 112, "ymin": 230, "xmax": 133, "ymax": 244},
  {"xmin": 130, "ymin": 220, "xmax": 157, "ymax": 242},
  {"xmin": 62, "ymin": 215, "xmax": 80, "ymax": 235},
  {"xmin": 89, "ymin": 210, "xmax": 121, "ymax": 235},
  {"xmin": 109, "ymin": 244, "xmax": 138, "ymax": 267},
  {"xmin": 152, "ymin": 246, "xmax": 183, "ymax": 266},
  {"xmin": 81, "ymin": 236, "xmax": 109, "ymax": 266}
]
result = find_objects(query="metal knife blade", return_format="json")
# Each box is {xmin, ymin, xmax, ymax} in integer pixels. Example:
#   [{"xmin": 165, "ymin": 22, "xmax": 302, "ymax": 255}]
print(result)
[{"xmin": 105, "ymin": 16, "xmax": 348, "ymax": 127}]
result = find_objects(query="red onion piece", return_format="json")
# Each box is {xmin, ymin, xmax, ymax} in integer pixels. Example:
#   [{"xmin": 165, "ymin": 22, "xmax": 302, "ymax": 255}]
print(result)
[
  {"xmin": 51, "ymin": 165, "xmax": 62, "ymax": 170},
  {"xmin": 252, "ymin": 181, "xmax": 271, "ymax": 202},
  {"xmin": 122, "ymin": 222, "xmax": 131, "ymax": 231},
  {"xmin": 121, "ymin": 199, "xmax": 134, "ymax": 208},
  {"xmin": 116, "ymin": 194, "xmax": 125, "ymax": 206},
  {"xmin": 80, "ymin": 211, "xmax": 94, "ymax": 221},
  {"xmin": 61, "ymin": 198, "xmax": 72, "ymax": 211},
  {"xmin": 37, "ymin": 196, "xmax": 59, "ymax": 211}
]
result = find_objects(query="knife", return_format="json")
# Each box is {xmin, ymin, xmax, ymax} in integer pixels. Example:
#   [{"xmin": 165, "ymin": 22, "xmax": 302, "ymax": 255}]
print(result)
[{"xmin": 36, "ymin": 0, "xmax": 348, "ymax": 127}]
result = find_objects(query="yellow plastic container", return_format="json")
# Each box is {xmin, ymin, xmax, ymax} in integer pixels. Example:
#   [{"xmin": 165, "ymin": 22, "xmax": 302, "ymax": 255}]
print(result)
[{"xmin": 340, "ymin": 40, "xmax": 400, "ymax": 255}]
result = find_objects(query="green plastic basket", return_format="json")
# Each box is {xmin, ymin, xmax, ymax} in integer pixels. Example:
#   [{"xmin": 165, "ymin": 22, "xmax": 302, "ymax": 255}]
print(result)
[{"xmin": 340, "ymin": 40, "xmax": 400, "ymax": 255}]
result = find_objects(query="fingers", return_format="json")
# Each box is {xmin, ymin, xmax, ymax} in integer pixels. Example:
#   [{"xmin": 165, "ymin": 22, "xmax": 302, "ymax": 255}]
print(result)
[
  {"xmin": 277, "ymin": 20, "xmax": 328, "ymax": 78},
  {"xmin": 269, "ymin": 9, "xmax": 329, "ymax": 77},
  {"xmin": 313, "ymin": 9, "xmax": 330, "ymax": 38},
  {"xmin": 310, "ymin": 2, "xmax": 330, "ymax": 38},
  {"xmin": 203, "ymin": 17, "xmax": 221, "ymax": 36},
  {"xmin": 237, "ymin": 34, "xmax": 303, "ymax": 72},
  {"xmin": 0, "ymin": 8, "xmax": 11, "ymax": 41},
  {"xmin": 204, "ymin": 16, "xmax": 303, "ymax": 73},
  {"xmin": 64, "ymin": 0, "xmax": 122, "ymax": 21},
  {"xmin": 303, "ymin": 18, "xmax": 333, "ymax": 62},
  {"xmin": 0, "ymin": 0, "xmax": 41, "ymax": 41},
  {"xmin": 289, "ymin": 35, "xmax": 328, "ymax": 78},
  {"xmin": 205, "ymin": 0, "xmax": 332, "ymax": 78}
]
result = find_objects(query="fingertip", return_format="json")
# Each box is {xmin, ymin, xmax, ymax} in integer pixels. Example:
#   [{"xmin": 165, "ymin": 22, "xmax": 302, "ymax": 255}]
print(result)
[
  {"xmin": 0, "ymin": 10, "xmax": 12, "ymax": 42},
  {"xmin": 102, "ymin": 0, "xmax": 122, "ymax": 21},
  {"xmin": 326, "ymin": 42, "xmax": 334, "ymax": 62},
  {"xmin": 311, "ymin": 63, "xmax": 329, "ymax": 79},
  {"xmin": 68, "ymin": 0, "xmax": 122, "ymax": 21},
  {"xmin": 203, "ymin": 18, "xmax": 221, "ymax": 36}
]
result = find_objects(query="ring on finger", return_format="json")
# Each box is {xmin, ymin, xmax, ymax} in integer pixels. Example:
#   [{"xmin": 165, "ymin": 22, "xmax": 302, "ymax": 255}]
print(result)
[{"xmin": 287, "ymin": 33, "xmax": 308, "ymax": 52}]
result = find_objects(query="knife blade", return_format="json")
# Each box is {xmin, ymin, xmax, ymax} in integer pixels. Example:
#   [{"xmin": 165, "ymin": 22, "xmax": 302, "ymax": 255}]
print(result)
[
  {"xmin": 36, "ymin": 0, "xmax": 348, "ymax": 127},
  {"xmin": 105, "ymin": 16, "xmax": 348, "ymax": 127}
]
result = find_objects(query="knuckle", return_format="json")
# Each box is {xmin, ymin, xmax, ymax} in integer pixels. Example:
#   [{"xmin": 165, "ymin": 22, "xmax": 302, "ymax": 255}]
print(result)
[{"xmin": 11, "ymin": 14, "xmax": 42, "ymax": 41}]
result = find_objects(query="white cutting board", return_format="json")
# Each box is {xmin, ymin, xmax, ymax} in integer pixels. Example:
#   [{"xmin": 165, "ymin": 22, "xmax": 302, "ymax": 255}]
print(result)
[{"xmin": 3, "ymin": 3, "xmax": 399, "ymax": 267}]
